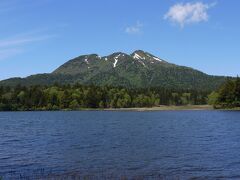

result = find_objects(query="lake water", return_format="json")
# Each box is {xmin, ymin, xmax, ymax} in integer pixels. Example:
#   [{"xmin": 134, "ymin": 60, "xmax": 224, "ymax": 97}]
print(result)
[{"xmin": 0, "ymin": 111, "xmax": 240, "ymax": 179}]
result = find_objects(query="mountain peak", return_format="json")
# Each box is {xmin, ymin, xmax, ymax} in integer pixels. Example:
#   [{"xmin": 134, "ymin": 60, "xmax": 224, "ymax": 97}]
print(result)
[
  {"xmin": 108, "ymin": 52, "xmax": 128, "ymax": 57},
  {"xmin": 133, "ymin": 50, "xmax": 145, "ymax": 54},
  {"xmin": 106, "ymin": 52, "xmax": 130, "ymax": 68},
  {"xmin": 0, "ymin": 50, "xmax": 227, "ymax": 91},
  {"xmin": 131, "ymin": 50, "xmax": 164, "ymax": 62},
  {"xmin": 131, "ymin": 50, "xmax": 147, "ymax": 59}
]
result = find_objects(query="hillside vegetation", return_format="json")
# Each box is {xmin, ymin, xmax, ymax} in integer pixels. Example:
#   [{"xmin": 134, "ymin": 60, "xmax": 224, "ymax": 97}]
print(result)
[{"xmin": 0, "ymin": 50, "xmax": 228, "ymax": 91}]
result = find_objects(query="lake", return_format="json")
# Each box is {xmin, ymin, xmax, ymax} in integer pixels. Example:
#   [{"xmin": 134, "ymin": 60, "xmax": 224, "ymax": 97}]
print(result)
[{"xmin": 0, "ymin": 111, "xmax": 240, "ymax": 179}]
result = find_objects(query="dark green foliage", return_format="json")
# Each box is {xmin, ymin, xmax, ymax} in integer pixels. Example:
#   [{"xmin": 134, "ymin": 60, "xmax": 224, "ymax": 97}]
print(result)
[
  {"xmin": 209, "ymin": 77, "xmax": 240, "ymax": 108},
  {"xmin": 0, "ymin": 84, "xmax": 209, "ymax": 111},
  {"xmin": 0, "ymin": 51, "xmax": 229, "ymax": 91}
]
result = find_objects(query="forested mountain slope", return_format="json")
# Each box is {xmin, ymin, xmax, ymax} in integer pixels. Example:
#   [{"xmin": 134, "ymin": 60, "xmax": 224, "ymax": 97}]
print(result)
[{"xmin": 0, "ymin": 50, "xmax": 228, "ymax": 91}]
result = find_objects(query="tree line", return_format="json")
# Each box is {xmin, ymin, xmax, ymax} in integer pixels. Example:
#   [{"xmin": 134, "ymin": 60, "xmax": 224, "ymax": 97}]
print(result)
[
  {"xmin": 0, "ymin": 84, "xmax": 210, "ymax": 111},
  {"xmin": 208, "ymin": 77, "xmax": 240, "ymax": 108}
]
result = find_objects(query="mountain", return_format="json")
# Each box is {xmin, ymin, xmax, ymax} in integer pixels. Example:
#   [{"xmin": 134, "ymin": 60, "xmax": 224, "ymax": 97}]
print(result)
[{"xmin": 0, "ymin": 50, "xmax": 228, "ymax": 91}]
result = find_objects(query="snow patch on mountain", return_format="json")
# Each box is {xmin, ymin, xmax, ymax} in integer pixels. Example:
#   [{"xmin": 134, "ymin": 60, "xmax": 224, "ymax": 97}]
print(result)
[
  {"xmin": 113, "ymin": 54, "xmax": 121, "ymax": 68},
  {"xmin": 133, "ymin": 53, "xmax": 147, "ymax": 60},
  {"xmin": 84, "ymin": 58, "xmax": 89, "ymax": 64},
  {"xmin": 133, "ymin": 53, "xmax": 142, "ymax": 59},
  {"xmin": 115, "ymin": 54, "xmax": 121, "ymax": 59},
  {"xmin": 145, "ymin": 53, "xmax": 162, "ymax": 62},
  {"xmin": 113, "ymin": 59, "xmax": 118, "ymax": 68},
  {"xmin": 138, "ymin": 60, "xmax": 146, "ymax": 67},
  {"xmin": 153, "ymin": 57, "xmax": 162, "ymax": 61}
]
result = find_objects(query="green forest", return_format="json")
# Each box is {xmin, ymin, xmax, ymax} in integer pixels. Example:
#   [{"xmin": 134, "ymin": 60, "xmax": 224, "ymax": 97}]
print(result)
[
  {"xmin": 0, "ymin": 84, "xmax": 209, "ymax": 111},
  {"xmin": 0, "ymin": 77, "xmax": 239, "ymax": 111},
  {"xmin": 208, "ymin": 77, "xmax": 240, "ymax": 109}
]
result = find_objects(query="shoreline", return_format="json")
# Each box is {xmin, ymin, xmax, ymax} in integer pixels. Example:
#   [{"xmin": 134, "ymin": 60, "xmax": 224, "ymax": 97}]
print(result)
[
  {"xmin": 0, "ymin": 105, "xmax": 213, "ymax": 112},
  {"xmin": 1, "ymin": 105, "xmax": 240, "ymax": 112},
  {"xmin": 102, "ymin": 105, "xmax": 214, "ymax": 111}
]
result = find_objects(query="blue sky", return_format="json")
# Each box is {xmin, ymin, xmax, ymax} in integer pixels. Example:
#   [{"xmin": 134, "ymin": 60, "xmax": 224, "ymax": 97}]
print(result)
[{"xmin": 0, "ymin": 0, "xmax": 239, "ymax": 80}]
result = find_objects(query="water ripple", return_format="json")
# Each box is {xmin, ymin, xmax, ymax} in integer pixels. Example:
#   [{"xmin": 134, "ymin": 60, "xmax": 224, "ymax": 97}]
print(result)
[{"xmin": 0, "ymin": 111, "xmax": 240, "ymax": 178}]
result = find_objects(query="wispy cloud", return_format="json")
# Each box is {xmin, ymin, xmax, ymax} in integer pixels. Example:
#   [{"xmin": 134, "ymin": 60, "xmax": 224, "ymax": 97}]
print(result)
[
  {"xmin": 0, "ymin": 32, "xmax": 56, "ymax": 60},
  {"xmin": 125, "ymin": 21, "xmax": 143, "ymax": 34},
  {"xmin": 0, "ymin": 49, "xmax": 23, "ymax": 60},
  {"xmin": 0, "ymin": 35, "xmax": 55, "ymax": 48},
  {"xmin": 0, "ymin": 0, "xmax": 54, "ymax": 14},
  {"xmin": 0, "ymin": 1, "xmax": 59, "ymax": 61},
  {"xmin": 164, "ymin": 2, "xmax": 216, "ymax": 28}
]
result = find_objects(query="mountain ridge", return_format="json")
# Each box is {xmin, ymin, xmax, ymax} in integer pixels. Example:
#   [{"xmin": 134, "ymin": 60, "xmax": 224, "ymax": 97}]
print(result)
[{"xmin": 0, "ymin": 50, "xmax": 229, "ymax": 91}]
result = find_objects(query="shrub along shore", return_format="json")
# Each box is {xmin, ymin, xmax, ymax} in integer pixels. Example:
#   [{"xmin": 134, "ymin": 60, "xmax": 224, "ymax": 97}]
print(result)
[{"xmin": 208, "ymin": 77, "xmax": 240, "ymax": 109}]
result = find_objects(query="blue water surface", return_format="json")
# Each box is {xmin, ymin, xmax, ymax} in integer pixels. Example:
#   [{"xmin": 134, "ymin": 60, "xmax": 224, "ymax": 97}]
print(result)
[{"xmin": 0, "ymin": 111, "xmax": 240, "ymax": 179}]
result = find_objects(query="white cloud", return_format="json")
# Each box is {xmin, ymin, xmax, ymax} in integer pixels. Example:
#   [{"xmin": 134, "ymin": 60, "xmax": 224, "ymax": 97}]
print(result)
[
  {"xmin": 164, "ymin": 2, "xmax": 216, "ymax": 28},
  {"xmin": 125, "ymin": 21, "xmax": 143, "ymax": 34}
]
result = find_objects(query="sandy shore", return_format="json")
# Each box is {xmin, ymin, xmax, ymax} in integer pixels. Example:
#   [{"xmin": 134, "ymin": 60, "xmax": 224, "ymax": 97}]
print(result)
[
  {"xmin": 2, "ymin": 105, "xmax": 239, "ymax": 112},
  {"xmin": 100, "ymin": 105, "xmax": 214, "ymax": 111}
]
